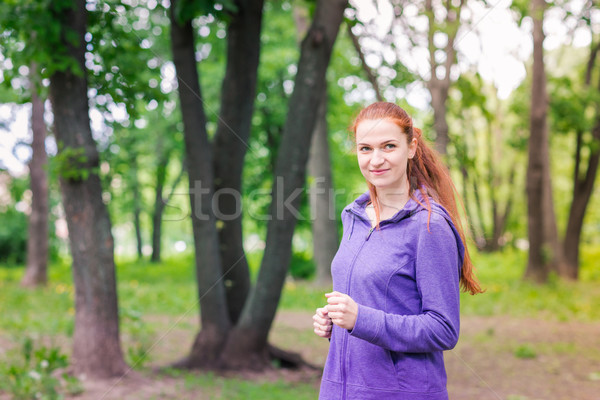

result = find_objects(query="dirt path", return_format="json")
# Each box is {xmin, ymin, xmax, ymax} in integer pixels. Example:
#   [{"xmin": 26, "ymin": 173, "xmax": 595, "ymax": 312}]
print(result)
[
  {"xmin": 2, "ymin": 313, "xmax": 599, "ymax": 399},
  {"xmin": 446, "ymin": 315, "xmax": 600, "ymax": 400}
]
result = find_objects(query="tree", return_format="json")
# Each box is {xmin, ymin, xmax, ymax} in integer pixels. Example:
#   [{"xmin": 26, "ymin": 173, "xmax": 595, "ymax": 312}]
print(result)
[
  {"xmin": 48, "ymin": 0, "xmax": 127, "ymax": 377},
  {"xmin": 524, "ymin": 0, "xmax": 561, "ymax": 283},
  {"xmin": 0, "ymin": 6, "xmax": 52, "ymax": 286},
  {"xmin": 424, "ymin": 0, "xmax": 465, "ymax": 156},
  {"xmin": 449, "ymin": 73, "xmax": 519, "ymax": 251},
  {"xmin": 379, "ymin": 0, "xmax": 466, "ymax": 155},
  {"xmin": 169, "ymin": 0, "xmax": 347, "ymax": 369},
  {"xmin": 219, "ymin": 0, "xmax": 348, "ymax": 369},
  {"xmin": 212, "ymin": 0, "xmax": 265, "ymax": 324},
  {"xmin": 554, "ymin": 39, "xmax": 600, "ymax": 279},
  {"xmin": 169, "ymin": 0, "xmax": 232, "ymax": 367},
  {"xmin": 346, "ymin": 22, "xmax": 384, "ymax": 102},
  {"xmin": 20, "ymin": 67, "xmax": 49, "ymax": 287},
  {"xmin": 308, "ymin": 90, "xmax": 338, "ymax": 285},
  {"xmin": 295, "ymin": 3, "xmax": 338, "ymax": 286},
  {"xmin": 151, "ymin": 142, "xmax": 185, "ymax": 263}
]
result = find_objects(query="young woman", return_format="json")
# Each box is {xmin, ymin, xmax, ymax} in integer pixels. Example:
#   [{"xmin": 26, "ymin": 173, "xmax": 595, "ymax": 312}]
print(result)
[{"xmin": 312, "ymin": 102, "xmax": 482, "ymax": 400}]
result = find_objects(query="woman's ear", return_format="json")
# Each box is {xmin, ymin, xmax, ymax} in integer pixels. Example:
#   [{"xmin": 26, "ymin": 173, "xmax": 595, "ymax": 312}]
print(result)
[{"xmin": 408, "ymin": 137, "xmax": 418, "ymax": 159}]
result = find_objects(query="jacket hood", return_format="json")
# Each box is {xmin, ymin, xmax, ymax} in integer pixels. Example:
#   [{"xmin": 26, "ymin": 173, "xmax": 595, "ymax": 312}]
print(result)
[
  {"xmin": 345, "ymin": 189, "xmax": 465, "ymax": 268},
  {"xmin": 347, "ymin": 189, "xmax": 453, "ymax": 223}
]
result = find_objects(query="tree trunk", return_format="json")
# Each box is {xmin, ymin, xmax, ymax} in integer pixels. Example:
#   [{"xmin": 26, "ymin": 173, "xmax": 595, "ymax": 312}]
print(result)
[
  {"xmin": 561, "ymin": 47, "xmax": 600, "ymax": 278},
  {"xmin": 308, "ymin": 89, "xmax": 337, "ymax": 285},
  {"xmin": 460, "ymin": 164, "xmax": 483, "ymax": 248},
  {"xmin": 524, "ymin": 0, "xmax": 560, "ymax": 283},
  {"xmin": 212, "ymin": 0, "xmax": 264, "ymax": 325},
  {"xmin": 296, "ymin": 3, "xmax": 338, "ymax": 285},
  {"xmin": 219, "ymin": 0, "xmax": 348, "ymax": 369},
  {"xmin": 151, "ymin": 149, "xmax": 169, "ymax": 263},
  {"xmin": 424, "ymin": 0, "xmax": 463, "ymax": 156},
  {"xmin": 48, "ymin": 0, "xmax": 127, "ymax": 378},
  {"xmin": 169, "ymin": 0, "xmax": 231, "ymax": 368},
  {"xmin": 132, "ymin": 163, "xmax": 143, "ymax": 259},
  {"xmin": 429, "ymin": 83, "xmax": 451, "ymax": 155},
  {"xmin": 21, "ymin": 74, "xmax": 49, "ymax": 288},
  {"xmin": 490, "ymin": 165, "xmax": 515, "ymax": 251},
  {"xmin": 151, "ymin": 153, "xmax": 185, "ymax": 263}
]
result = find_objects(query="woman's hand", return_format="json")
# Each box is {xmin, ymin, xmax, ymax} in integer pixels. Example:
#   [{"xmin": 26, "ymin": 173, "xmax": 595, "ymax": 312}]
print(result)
[
  {"xmin": 312, "ymin": 307, "xmax": 333, "ymax": 338},
  {"xmin": 325, "ymin": 291, "xmax": 358, "ymax": 330}
]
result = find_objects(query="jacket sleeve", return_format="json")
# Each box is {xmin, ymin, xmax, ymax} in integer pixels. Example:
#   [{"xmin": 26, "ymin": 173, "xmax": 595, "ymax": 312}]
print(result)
[{"xmin": 348, "ymin": 214, "xmax": 461, "ymax": 353}]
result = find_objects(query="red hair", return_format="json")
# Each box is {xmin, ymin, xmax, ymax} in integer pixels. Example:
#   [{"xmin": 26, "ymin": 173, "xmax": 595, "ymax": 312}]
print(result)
[{"xmin": 352, "ymin": 102, "xmax": 482, "ymax": 295}]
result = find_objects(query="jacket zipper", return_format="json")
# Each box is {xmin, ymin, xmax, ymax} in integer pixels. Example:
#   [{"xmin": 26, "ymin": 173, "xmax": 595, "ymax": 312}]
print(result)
[
  {"xmin": 341, "ymin": 224, "xmax": 374, "ymax": 399},
  {"xmin": 341, "ymin": 207, "xmax": 415, "ymax": 397}
]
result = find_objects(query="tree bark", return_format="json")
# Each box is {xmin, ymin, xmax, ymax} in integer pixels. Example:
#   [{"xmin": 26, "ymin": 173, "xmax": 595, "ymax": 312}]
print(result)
[
  {"xmin": 151, "ymin": 147, "xmax": 169, "ymax": 263},
  {"xmin": 561, "ymin": 42, "xmax": 600, "ymax": 279},
  {"xmin": 219, "ymin": 0, "xmax": 348, "ymax": 369},
  {"xmin": 169, "ymin": 0, "xmax": 231, "ymax": 368},
  {"xmin": 308, "ymin": 88, "xmax": 337, "ymax": 285},
  {"xmin": 489, "ymin": 105, "xmax": 516, "ymax": 252},
  {"xmin": 425, "ymin": 0, "xmax": 463, "ymax": 156},
  {"xmin": 132, "ymin": 161, "xmax": 143, "ymax": 259},
  {"xmin": 151, "ymin": 151, "xmax": 185, "ymax": 263},
  {"xmin": 48, "ymin": 0, "xmax": 127, "ymax": 378},
  {"xmin": 562, "ymin": 130, "xmax": 599, "ymax": 279},
  {"xmin": 296, "ymin": 3, "xmax": 338, "ymax": 285},
  {"xmin": 212, "ymin": 0, "xmax": 264, "ymax": 325},
  {"xmin": 524, "ymin": 0, "xmax": 560, "ymax": 283},
  {"xmin": 491, "ymin": 165, "xmax": 515, "ymax": 251},
  {"xmin": 21, "ymin": 74, "xmax": 49, "ymax": 288}
]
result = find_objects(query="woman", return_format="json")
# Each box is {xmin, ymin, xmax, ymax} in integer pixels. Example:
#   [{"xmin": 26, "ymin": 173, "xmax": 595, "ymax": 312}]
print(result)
[{"xmin": 313, "ymin": 102, "xmax": 482, "ymax": 400}]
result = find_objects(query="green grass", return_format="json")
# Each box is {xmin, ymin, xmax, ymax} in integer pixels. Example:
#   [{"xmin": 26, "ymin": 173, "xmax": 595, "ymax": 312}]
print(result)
[
  {"xmin": 158, "ymin": 368, "xmax": 318, "ymax": 399},
  {"xmin": 1, "ymin": 245, "xmax": 599, "ymax": 340},
  {"xmin": 460, "ymin": 246, "xmax": 600, "ymax": 321},
  {"xmin": 514, "ymin": 344, "xmax": 537, "ymax": 359}
]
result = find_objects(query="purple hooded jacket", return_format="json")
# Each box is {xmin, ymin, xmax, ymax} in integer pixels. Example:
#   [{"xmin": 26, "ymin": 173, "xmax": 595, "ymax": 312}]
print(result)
[{"xmin": 319, "ymin": 191, "xmax": 463, "ymax": 400}]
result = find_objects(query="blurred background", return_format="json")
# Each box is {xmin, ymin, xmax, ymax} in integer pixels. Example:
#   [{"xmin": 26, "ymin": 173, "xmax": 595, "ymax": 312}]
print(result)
[{"xmin": 0, "ymin": 0, "xmax": 598, "ymax": 399}]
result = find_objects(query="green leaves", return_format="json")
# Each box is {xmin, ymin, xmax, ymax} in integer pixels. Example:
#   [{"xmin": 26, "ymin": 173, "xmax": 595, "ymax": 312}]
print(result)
[
  {"xmin": 0, "ymin": 337, "xmax": 79, "ymax": 400},
  {"xmin": 53, "ymin": 146, "xmax": 97, "ymax": 181},
  {"xmin": 549, "ymin": 75, "xmax": 598, "ymax": 136},
  {"xmin": 0, "ymin": 0, "xmax": 81, "ymax": 86},
  {"xmin": 173, "ymin": 0, "xmax": 238, "ymax": 25}
]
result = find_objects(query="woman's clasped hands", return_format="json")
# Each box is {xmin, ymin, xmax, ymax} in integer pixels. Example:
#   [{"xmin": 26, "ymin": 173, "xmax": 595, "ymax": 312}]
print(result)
[{"xmin": 312, "ymin": 291, "xmax": 358, "ymax": 338}]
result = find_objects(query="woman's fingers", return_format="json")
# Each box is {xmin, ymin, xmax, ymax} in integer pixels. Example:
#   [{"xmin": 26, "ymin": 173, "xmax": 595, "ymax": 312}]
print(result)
[
  {"xmin": 313, "ymin": 321, "xmax": 332, "ymax": 331},
  {"xmin": 313, "ymin": 308, "xmax": 333, "ymax": 326},
  {"xmin": 316, "ymin": 307, "xmax": 329, "ymax": 318},
  {"xmin": 324, "ymin": 292, "xmax": 358, "ymax": 330},
  {"xmin": 314, "ymin": 327, "xmax": 332, "ymax": 338},
  {"xmin": 312, "ymin": 306, "xmax": 333, "ymax": 338}
]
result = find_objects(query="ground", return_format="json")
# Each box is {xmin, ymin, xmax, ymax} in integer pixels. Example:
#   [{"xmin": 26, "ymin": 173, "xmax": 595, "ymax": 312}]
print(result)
[{"xmin": 2, "ymin": 312, "xmax": 599, "ymax": 399}]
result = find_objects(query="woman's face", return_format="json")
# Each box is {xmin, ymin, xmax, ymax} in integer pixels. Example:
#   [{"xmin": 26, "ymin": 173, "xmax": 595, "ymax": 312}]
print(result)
[{"xmin": 355, "ymin": 119, "xmax": 417, "ymax": 191}]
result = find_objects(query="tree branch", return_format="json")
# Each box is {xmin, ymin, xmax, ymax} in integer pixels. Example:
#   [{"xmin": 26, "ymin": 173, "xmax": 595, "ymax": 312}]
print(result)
[{"xmin": 346, "ymin": 22, "xmax": 384, "ymax": 101}]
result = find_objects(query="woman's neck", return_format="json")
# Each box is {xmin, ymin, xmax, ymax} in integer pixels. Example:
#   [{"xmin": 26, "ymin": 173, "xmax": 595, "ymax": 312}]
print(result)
[{"xmin": 377, "ymin": 182, "xmax": 410, "ymax": 213}]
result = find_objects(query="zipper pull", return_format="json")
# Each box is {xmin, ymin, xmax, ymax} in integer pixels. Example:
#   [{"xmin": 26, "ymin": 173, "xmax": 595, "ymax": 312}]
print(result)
[{"xmin": 366, "ymin": 227, "xmax": 375, "ymax": 240}]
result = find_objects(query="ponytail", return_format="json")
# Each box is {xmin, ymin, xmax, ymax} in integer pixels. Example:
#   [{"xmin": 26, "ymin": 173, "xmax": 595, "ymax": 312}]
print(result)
[{"xmin": 352, "ymin": 102, "xmax": 483, "ymax": 295}]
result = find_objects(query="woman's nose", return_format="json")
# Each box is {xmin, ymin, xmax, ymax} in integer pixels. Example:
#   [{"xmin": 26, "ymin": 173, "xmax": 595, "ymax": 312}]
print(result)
[{"xmin": 370, "ymin": 149, "xmax": 384, "ymax": 166}]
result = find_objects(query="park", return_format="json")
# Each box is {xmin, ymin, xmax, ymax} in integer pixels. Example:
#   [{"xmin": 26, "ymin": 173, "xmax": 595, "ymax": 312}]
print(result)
[{"xmin": 0, "ymin": 0, "xmax": 599, "ymax": 399}]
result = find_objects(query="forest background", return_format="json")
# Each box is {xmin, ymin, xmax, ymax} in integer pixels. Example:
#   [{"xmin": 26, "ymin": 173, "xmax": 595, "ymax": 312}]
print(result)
[{"xmin": 0, "ymin": 0, "xmax": 599, "ymax": 399}]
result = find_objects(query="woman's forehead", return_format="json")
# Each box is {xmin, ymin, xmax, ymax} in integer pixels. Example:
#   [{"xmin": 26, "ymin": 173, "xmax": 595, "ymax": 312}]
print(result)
[{"xmin": 355, "ymin": 119, "xmax": 405, "ymax": 143}]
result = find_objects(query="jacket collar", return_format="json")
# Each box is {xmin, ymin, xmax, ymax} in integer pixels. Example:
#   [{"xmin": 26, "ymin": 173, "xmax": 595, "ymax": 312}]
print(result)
[{"xmin": 347, "ymin": 189, "xmax": 425, "ymax": 224}]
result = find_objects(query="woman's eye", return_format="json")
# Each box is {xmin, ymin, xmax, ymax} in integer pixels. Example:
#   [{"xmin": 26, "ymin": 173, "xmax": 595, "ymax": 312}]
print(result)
[
  {"xmin": 384, "ymin": 143, "xmax": 396, "ymax": 149},
  {"xmin": 359, "ymin": 146, "xmax": 371, "ymax": 152}
]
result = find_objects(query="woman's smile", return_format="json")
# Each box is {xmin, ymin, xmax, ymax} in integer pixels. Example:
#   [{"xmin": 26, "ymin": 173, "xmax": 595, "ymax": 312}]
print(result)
[{"xmin": 370, "ymin": 168, "xmax": 390, "ymax": 175}]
